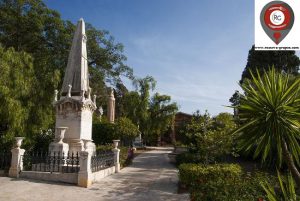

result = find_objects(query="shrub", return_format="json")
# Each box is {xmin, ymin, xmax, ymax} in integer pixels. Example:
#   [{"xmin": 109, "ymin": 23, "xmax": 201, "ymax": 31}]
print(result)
[
  {"xmin": 119, "ymin": 146, "xmax": 131, "ymax": 167},
  {"xmin": 115, "ymin": 117, "xmax": 139, "ymax": 145},
  {"xmin": 182, "ymin": 112, "xmax": 237, "ymax": 164},
  {"xmin": 92, "ymin": 117, "xmax": 139, "ymax": 146},
  {"xmin": 179, "ymin": 163, "xmax": 242, "ymax": 187},
  {"xmin": 234, "ymin": 172, "xmax": 277, "ymax": 201},
  {"xmin": 92, "ymin": 122, "xmax": 117, "ymax": 145},
  {"xmin": 176, "ymin": 152, "xmax": 205, "ymax": 166},
  {"xmin": 261, "ymin": 171, "xmax": 299, "ymax": 201},
  {"xmin": 178, "ymin": 163, "xmax": 278, "ymax": 201}
]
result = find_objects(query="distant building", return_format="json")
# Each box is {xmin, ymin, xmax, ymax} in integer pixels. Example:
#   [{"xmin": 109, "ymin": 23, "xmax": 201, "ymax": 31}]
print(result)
[{"xmin": 170, "ymin": 112, "xmax": 193, "ymax": 143}]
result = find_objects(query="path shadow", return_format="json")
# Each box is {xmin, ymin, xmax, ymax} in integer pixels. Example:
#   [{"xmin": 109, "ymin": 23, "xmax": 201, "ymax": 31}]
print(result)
[{"xmin": 91, "ymin": 150, "xmax": 189, "ymax": 201}]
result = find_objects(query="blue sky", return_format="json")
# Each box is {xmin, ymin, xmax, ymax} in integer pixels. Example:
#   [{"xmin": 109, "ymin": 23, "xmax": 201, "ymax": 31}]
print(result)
[{"xmin": 44, "ymin": 0, "xmax": 254, "ymax": 116}]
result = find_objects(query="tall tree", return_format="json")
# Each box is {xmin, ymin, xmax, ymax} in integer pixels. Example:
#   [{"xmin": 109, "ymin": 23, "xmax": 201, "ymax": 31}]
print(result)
[
  {"xmin": 240, "ymin": 45, "xmax": 300, "ymax": 84},
  {"xmin": 0, "ymin": 0, "xmax": 73, "ymax": 134},
  {"xmin": 147, "ymin": 93, "xmax": 178, "ymax": 144},
  {"xmin": 121, "ymin": 91, "xmax": 141, "ymax": 124},
  {"xmin": 0, "ymin": 45, "xmax": 36, "ymax": 150},
  {"xmin": 229, "ymin": 90, "xmax": 241, "ymax": 120},
  {"xmin": 132, "ymin": 76, "xmax": 156, "ymax": 134},
  {"xmin": 114, "ymin": 82, "xmax": 129, "ymax": 118},
  {"xmin": 0, "ymin": 0, "xmax": 134, "ymax": 138}
]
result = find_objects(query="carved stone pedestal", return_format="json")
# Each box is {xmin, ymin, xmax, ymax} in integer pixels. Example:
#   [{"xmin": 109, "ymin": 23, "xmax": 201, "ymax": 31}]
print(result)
[{"xmin": 49, "ymin": 127, "xmax": 69, "ymax": 156}]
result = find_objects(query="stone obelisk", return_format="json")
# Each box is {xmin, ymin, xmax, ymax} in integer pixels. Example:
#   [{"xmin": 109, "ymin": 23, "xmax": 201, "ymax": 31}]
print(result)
[
  {"xmin": 51, "ymin": 18, "xmax": 97, "ymax": 154},
  {"xmin": 107, "ymin": 88, "xmax": 115, "ymax": 123}
]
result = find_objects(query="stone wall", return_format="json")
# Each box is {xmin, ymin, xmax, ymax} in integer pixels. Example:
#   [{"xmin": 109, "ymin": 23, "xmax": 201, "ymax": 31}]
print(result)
[
  {"xmin": 20, "ymin": 171, "xmax": 78, "ymax": 184},
  {"xmin": 20, "ymin": 166, "xmax": 116, "ymax": 185},
  {"xmin": 92, "ymin": 166, "xmax": 115, "ymax": 182}
]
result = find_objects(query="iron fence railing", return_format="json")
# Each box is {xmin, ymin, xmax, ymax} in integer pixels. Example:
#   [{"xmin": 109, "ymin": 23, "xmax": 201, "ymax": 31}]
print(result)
[
  {"xmin": 0, "ymin": 151, "xmax": 11, "ymax": 171},
  {"xmin": 91, "ymin": 151, "xmax": 114, "ymax": 173},
  {"xmin": 22, "ymin": 151, "xmax": 80, "ymax": 173}
]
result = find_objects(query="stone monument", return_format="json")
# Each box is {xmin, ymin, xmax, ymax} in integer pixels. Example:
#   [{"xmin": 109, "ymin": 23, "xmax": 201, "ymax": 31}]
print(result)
[
  {"xmin": 107, "ymin": 88, "xmax": 115, "ymax": 123},
  {"xmin": 50, "ymin": 18, "xmax": 97, "ymax": 154}
]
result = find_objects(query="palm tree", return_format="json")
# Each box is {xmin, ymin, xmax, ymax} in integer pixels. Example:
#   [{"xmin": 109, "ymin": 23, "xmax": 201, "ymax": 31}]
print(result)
[{"xmin": 233, "ymin": 68, "xmax": 300, "ymax": 186}]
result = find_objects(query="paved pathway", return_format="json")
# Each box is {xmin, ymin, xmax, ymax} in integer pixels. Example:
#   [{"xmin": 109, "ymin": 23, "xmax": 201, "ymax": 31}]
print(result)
[{"xmin": 0, "ymin": 149, "xmax": 189, "ymax": 201}]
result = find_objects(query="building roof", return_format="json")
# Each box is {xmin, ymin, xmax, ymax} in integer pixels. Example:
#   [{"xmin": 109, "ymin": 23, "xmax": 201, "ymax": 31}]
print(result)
[{"xmin": 176, "ymin": 112, "xmax": 192, "ymax": 117}]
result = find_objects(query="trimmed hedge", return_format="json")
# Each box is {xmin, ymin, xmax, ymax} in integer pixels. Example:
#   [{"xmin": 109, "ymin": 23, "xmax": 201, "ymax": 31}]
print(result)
[
  {"xmin": 178, "ymin": 163, "xmax": 275, "ymax": 201},
  {"xmin": 179, "ymin": 163, "xmax": 242, "ymax": 187},
  {"xmin": 176, "ymin": 152, "xmax": 204, "ymax": 166}
]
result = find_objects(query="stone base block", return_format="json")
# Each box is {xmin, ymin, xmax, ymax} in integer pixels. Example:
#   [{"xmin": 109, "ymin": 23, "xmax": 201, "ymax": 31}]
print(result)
[
  {"xmin": 49, "ymin": 141, "xmax": 69, "ymax": 155},
  {"xmin": 8, "ymin": 168, "xmax": 19, "ymax": 178},
  {"xmin": 78, "ymin": 172, "xmax": 92, "ymax": 188},
  {"xmin": 115, "ymin": 163, "xmax": 120, "ymax": 173},
  {"xmin": 66, "ymin": 139, "xmax": 84, "ymax": 154},
  {"xmin": 20, "ymin": 171, "xmax": 78, "ymax": 184}
]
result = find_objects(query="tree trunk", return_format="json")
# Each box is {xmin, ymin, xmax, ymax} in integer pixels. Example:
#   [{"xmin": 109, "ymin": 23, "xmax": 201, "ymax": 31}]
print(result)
[{"xmin": 282, "ymin": 140, "xmax": 300, "ymax": 186}]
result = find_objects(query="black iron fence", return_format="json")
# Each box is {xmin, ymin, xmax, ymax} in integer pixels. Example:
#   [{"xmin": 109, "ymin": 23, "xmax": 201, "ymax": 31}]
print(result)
[
  {"xmin": 0, "ymin": 151, "xmax": 11, "ymax": 171},
  {"xmin": 22, "ymin": 151, "xmax": 80, "ymax": 173},
  {"xmin": 91, "ymin": 151, "xmax": 114, "ymax": 172}
]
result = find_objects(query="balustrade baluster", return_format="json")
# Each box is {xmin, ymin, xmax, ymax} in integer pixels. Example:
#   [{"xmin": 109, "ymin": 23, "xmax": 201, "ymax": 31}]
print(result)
[{"xmin": 58, "ymin": 152, "xmax": 61, "ymax": 172}]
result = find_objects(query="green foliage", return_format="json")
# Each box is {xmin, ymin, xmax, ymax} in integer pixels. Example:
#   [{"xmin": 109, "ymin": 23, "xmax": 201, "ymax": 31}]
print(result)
[
  {"xmin": 25, "ymin": 129, "xmax": 55, "ymax": 152},
  {"xmin": 119, "ymin": 146, "xmax": 133, "ymax": 167},
  {"xmin": 120, "ymin": 91, "xmax": 141, "ymax": 124},
  {"xmin": 92, "ymin": 121, "xmax": 117, "ymax": 145},
  {"xmin": 233, "ymin": 68, "xmax": 300, "ymax": 185},
  {"xmin": 229, "ymin": 90, "xmax": 241, "ymax": 107},
  {"xmin": 236, "ymin": 172, "xmax": 276, "ymax": 201},
  {"xmin": 179, "ymin": 163, "xmax": 242, "ymax": 186},
  {"xmin": 0, "ymin": 0, "xmax": 71, "ymax": 136},
  {"xmin": 93, "ymin": 117, "xmax": 138, "ymax": 145},
  {"xmin": 179, "ymin": 163, "xmax": 243, "ymax": 200},
  {"xmin": 261, "ymin": 171, "xmax": 299, "ymax": 201},
  {"xmin": 0, "ymin": 0, "xmax": 134, "ymax": 148},
  {"xmin": 145, "ymin": 93, "xmax": 178, "ymax": 144},
  {"xmin": 86, "ymin": 23, "xmax": 134, "ymax": 85},
  {"xmin": 115, "ymin": 117, "xmax": 139, "ymax": 141},
  {"xmin": 0, "ymin": 0, "xmax": 178, "ymax": 151},
  {"xmin": 176, "ymin": 123, "xmax": 191, "ymax": 145},
  {"xmin": 132, "ymin": 76, "xmax": 156, "ymax": 131},
  {"xmin": 240, "ymin": 45, "xmax": 300, "ymax": 84},
  {"xmin": 179, "ymin": 163, "xmax": 278, "ymax": 201},
  {"xmin": 183, "ymin": 111, "xmax": 237, "ymax": 163},
  {"xmin": 120, "ymin": 78, "xmax": 177, "ymax": 145},
  {"xmin": 0, "ymin": 46, "xmax": 36, "ymax": 150},
  {"xmin": 175, "ymin": 152, "xmax": 204, "ymax": 166},
  {"xmin": 182, "ymin": 110, "xmax": 212, "ymax": 150}
]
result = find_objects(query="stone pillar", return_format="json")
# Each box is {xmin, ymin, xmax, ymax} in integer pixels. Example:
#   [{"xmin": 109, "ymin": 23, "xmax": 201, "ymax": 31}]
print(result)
[
  {"xmin": 82, "ymin": 139, "xmax": 96, "ymax": 155},
  {"xmin": 170, "ymin": 121, "xmax": 176, "ymax": 144},
  {"xmin": 107, "ymin": 88, "xmax": 115, "ymax": 123},
  {"xmin": 9, "ymin": 137, "xmax": 25, "ymax": 178},
  {"xmin": 113, "ymin": 140, "xmax": 120, "ymax": 173},
  {"xmin": 78, "ymin": 151, "xmax": 92, "ymax": 188}
]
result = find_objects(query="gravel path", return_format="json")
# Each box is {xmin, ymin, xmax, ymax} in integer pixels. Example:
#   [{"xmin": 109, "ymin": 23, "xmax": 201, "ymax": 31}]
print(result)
[{"xmin": 0, "ymin": 149, "xmax": 189, "ymax": 201}]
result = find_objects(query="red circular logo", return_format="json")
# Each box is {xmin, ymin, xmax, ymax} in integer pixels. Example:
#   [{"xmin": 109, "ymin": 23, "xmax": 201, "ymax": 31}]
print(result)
[{"xmin": 264, "ymin": 4, "xmax": 291, "ymax": 31}]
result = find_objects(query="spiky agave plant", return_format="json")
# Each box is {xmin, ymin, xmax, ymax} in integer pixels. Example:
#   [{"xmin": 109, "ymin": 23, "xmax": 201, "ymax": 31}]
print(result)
[
  {"xmin": 233, "ymin": 67, "xmax": 300, "ymax": 186},
  {"xmin": 261, "ymin": 171, "xmax": 298, "ymax": 201}
]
